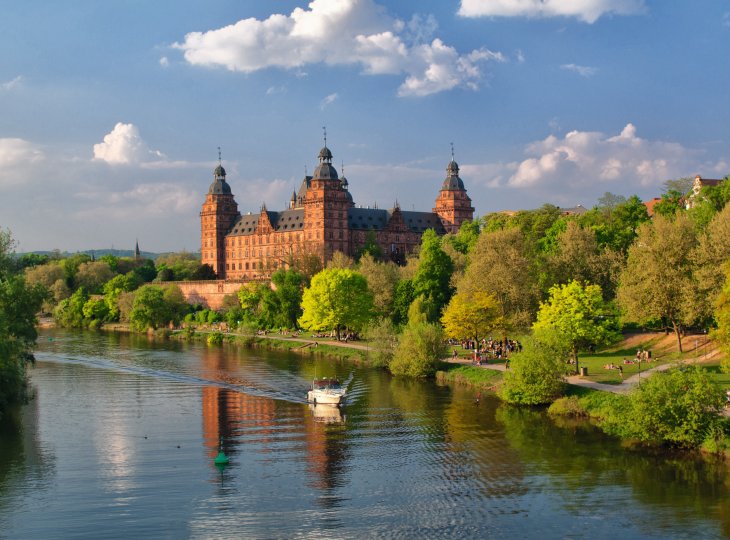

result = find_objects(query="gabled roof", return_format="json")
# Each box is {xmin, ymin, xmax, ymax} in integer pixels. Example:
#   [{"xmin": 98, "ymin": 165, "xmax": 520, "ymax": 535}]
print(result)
[{"xmin": 228, "ymin": 209, "xmax": 305, "ymax": 236}]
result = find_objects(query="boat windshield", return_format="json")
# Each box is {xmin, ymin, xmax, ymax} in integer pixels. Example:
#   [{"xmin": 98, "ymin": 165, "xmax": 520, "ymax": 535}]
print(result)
[{"xmin": 313, "ymin": 379, "xmax": 341, "ymax": 389}]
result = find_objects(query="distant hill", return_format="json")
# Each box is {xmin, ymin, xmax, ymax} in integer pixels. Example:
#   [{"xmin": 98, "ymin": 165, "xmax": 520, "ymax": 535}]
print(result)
[{"xmin": 16, "ymin": 249, "xmax": 201, "ymax": 261}]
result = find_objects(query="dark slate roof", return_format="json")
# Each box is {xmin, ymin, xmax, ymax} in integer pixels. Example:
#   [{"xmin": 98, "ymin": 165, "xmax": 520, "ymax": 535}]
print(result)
[
  {"xmin": 297, "ymin": 176, "xmax": 312, "ymax": 201},
  {"xmin": 347, "ymin": 208, "xmax": 445, "ymax": 234},
  {"xmin": 208, "ymin": 179, "xmax": 232, "ymax": 194},
  {"xmin": 347, "ymin": 208, "xmax": 389, "ymax": 230},
  {"xmin": 227, "ymin": 209, "xmax": 305, "ymax": 236},
  {"xmin": 313, "ymin": 162, "xmax": 338, "ymax": 180},
  {"xmin": 441, "ymin": 160, "xmax": 465, "ymax": 190},
  {"xmin": 401, "ymin": 210, "xmax": 446, "ymax": 234}
]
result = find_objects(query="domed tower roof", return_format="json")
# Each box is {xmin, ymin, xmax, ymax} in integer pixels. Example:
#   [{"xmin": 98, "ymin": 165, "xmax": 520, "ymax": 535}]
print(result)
[
  {"xmin": 208, "ymin": 151, "xmax": 232, "ymax": 194},
  {"xmin": 442, "ymin": 158, "xmax": 465, "ymax": 190},
  {"xmin": 313, "ymin": 145, "xmax": 339, "ymax": 181},
  {"xmin": 318, "ymin": 146, "xmax": 333, "ymax": 162}
]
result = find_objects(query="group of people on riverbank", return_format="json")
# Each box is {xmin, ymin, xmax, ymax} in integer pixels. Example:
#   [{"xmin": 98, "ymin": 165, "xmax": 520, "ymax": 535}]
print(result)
[{"xmin": 451, "ymin": 337, "xmax": 521, "ymax": 366}]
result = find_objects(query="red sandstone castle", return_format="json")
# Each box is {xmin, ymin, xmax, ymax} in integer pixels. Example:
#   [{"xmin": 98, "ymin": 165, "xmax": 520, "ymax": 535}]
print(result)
[{"xmin": 201, "ymin": 143, "xmax": 474, "ymax": 280}]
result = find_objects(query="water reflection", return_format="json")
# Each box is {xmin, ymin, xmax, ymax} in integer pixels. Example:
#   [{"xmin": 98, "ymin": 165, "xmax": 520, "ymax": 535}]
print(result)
[
  {"xmin": 496, "ymin": 404, "xmax": 730, "ymax": 536},
  {"xmin": 2, "ymin": 328, "xmax": 728, "ymax": 539}
]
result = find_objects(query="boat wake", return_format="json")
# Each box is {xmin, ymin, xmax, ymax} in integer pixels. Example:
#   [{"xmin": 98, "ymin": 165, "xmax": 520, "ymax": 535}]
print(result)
[{"xmin": 34, "ymin": 351, "xmax": 310, "ymax": 404}]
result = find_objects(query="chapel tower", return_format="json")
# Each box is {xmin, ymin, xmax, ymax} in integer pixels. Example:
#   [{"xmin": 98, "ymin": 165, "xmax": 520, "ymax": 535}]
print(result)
[
  {"xmin": 200, "ymin": 156, "xmax": 239, "ymax": 278},
  {"xmin": 433, "ymin": 150, "xmax": 474, "ymax": 234},
  {"xmin": 303, "ymin": 136, "xmax": 354, "ymax": 260}
]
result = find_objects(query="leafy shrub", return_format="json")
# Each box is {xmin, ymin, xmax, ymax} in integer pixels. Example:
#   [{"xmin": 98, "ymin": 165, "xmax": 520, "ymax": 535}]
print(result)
[
  {"xmin": 547, "ymin": 396, "xmax": 587, "ymax": 417},
  {"xmin": 207, "ymin": 332, "xmax": 224, "ymax": 346},
  {"xmin": 499, "ymin": 337, "xmax": 566, "ymax": 405}
]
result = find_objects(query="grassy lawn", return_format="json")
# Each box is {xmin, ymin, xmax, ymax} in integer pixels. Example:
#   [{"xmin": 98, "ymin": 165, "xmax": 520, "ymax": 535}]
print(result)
[
  {"xmin": 573, "ymin": 334, "xmax": 715, "ymax": 384},
  {"xmin": 435, "ymin": 362, "xmax": 503, "ymax": 390},
  {"xmin": 700, "ymin": 363, "xmax": 730, "ymax": 390}
]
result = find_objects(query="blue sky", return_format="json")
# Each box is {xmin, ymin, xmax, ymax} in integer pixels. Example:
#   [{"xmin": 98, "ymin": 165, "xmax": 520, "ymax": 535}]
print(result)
[{"xmin": 1, "ymin": 0, "xmax": 729, "ymax": 252}]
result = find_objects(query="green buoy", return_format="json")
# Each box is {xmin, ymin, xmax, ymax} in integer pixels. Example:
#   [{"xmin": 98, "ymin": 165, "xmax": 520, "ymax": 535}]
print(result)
[{"xmin": 214, "ymin": 438, "xmax": 229, "ymax": 465}]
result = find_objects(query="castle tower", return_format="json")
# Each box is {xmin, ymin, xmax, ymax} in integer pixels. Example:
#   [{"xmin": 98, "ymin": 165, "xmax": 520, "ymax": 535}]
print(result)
[
  {"xmin": 200, "ymin": 156, "xmax": 239, "ymax": 278},
  {"xmin": 433, "ymin": 151, "xmax": 474, "ymax": 234},
  {"xmin": 303, "ymin": 137, "xmax": 354, "ymax": 261}
]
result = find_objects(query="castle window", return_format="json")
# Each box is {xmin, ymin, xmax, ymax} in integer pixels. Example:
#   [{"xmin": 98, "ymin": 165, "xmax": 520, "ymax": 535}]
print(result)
[
  {"xmin": 238, "ymin": 263, "xmax": 242, "ymax": 269},
  {"xmin": 245, "ymin": 263, "xmax": 249, "ymax": 270}
]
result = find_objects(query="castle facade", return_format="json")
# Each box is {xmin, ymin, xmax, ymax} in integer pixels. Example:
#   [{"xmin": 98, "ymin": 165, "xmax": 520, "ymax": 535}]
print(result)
[{"xmin": 200, "ymin": 144, "xmax": 473, "ymax": 280}]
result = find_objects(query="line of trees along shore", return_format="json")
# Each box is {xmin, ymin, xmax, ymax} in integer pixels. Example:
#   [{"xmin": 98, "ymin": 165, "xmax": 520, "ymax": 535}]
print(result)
[{"xmin": 4, "ymin": 178, "xmax": 730, "ymax": 449}]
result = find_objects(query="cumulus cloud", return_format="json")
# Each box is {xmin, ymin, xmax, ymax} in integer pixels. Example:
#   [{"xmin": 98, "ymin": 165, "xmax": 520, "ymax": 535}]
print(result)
[
  {"xmin": 320, "ymin": 92, "xmax": 339, "ymax": 109},
  {"xmin": 174, "ymin": 0, "xmax": 504, "ymax": 96},
  {"xmin": 159, "ymin": 56, "xmax": 170, "ymax": 67},
  {"xmin": 1, "ymin": 75, "xmax": 23, "ymax": 91},
  {"xmin": 458, "ymin": 0, "xmax": 646, "ymax": 23},
  {"xmin": 93, "ymin": 123, "xmax": 164, "ymax": 165},
  {"xmin": 0, "ymin": 138, "xmax": 44, "ymax": 189},
  {"xmin": 561, "ymin": 63, "xmax": 597, "ymax": 77},
  {"xmin": 507, "ymin": 123, "xmax": 697, "ymax": 189}
]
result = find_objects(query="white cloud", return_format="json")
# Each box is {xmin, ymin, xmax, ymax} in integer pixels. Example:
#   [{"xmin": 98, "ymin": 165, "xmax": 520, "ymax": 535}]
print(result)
[
  {"xmin": 320, "ymin": 92, "xmax": 339, "ymax": 109},
  {"xmin": 1, "ymin": 75, "xmax": 23, "ymax": 91},
  {"xmin": 723, "ymin": 12, "xmax": 730, "ymax": 27},
  {"xmin": 159, "ymin": 56, "xmax": 169, "ymax": 67},
  {"xmin": 561, "ymin": 63, "xmax": 597, "ymax": 77},
  {"xmin": 516, "ymin": 49, "xmax": 525, "ymax": 63},
  {"xmin": 507, "ymin": 123, "xmax": 697, "ymax": 189},
  {"xmin": 75, "ymin": 183, "xmax": 199, "ymax": 219},
  {"xmin": 458, "ymin": 0, "xmax": 645, "ymax": 23},
  {"xmin": 93, "ymin": 123, "xmax": 165, "ymax": 165},
  {"xmin": 0, "ymin": 138, "xmax": 44, "ymax": 189},
  {"xmin": 174, "ymin": 0, "xmax": 504, "ymax": 96}
]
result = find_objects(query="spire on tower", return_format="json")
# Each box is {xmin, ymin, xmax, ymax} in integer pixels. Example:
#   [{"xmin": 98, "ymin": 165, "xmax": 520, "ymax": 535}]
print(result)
[
  {"xmin": 323, "ymin": 126, "xmax": 327, "ymax": 147},
  {"xmin": 450, "ymin": 142, "xmax": 455, "ymax": 161}
]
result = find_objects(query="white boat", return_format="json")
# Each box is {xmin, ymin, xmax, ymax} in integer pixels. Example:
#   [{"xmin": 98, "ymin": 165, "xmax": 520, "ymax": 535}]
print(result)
[{"xmin": 307, "ymin": 378, "xmax": 346, "ymax": 406}]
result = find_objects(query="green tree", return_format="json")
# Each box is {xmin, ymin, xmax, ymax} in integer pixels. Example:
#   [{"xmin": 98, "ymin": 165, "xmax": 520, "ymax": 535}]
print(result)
[
  {"xmin": 75, "ymin": 261, "xmax": 115, "ymax": 294},
  {"xmin": 390, "ymin": 298, "xmax": 447, "ymax": 378},
  {"xmin": 103, "ymin": 272, "xmax": 142, "ymax": 321},
  {"xmin": 356, "ymin": 231, "xmax": 384, "ymax": 261},
  {"xmin": 498, "ymin": 335, "xmax": 567, "ymax": 405},
  {"xmin": 533, "ymin": 280, "xmax": 618, "ymax": 372},
  {"xmin": 365, "ymin": 317, "xmax": 399, "ymax": 368},
  {"xmin": 412, "ymin": 229, "xmax": 453, "ymax": 321},
  {"xmin": 391, "ymin": 278, "xmax": 415, "ymax": 326},
  {"xmin": 54, "ymin": 288, "xmax": 89, "ymax": 328},
  {"xmin": 270, "ymin": 268, "xmax": 305, "ymax": 329},
  {"xmin": 547, "ymin": 221, "xmax": 623, "ymax": 299},
  {"xmin": 298, "ymin": 268, "xmax": 373, "ymax": 339},
  {"xmin": 712, "ymin": 263, "xmax": 730, "ymax": 373},
  {"xmin": 357, "ymin": 254, "xmax": 399, "ymax": 318},
  {"xmin": 610, "ymin": 367, "xmax": 724, "ymax": 448},
  {"xmin": 617, "ymin": 213, "xmax": 699, "ymax": 352},
  {"xmin": 652, "ymin": 190, "xmax": 685, "ymax": 218},
  {"xmin": 0, "ymin": 231, "xmax": 45, "ymax": 416},
  {"xmin": 457, "ymin": 227, "xmax": 539, "ymax": 332},
  {"xmin": 129, "ymin": 284, "xmax": 186, "ymax": 331},
  {"xmin": 693, "ymin": 203, "xmax": 730, "ymax": 319},
  {"xmin": 577, "ymin": 195, "xmax": 649, "ymax": 253},
  {"xmin": 441, "ymin": 291, "xmax": 501, "ymax": 344}
]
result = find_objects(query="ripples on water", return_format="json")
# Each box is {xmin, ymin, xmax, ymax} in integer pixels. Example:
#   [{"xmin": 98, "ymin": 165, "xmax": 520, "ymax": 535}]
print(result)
[{"xmin": 0, "ymin": 329, "xmax": 729, "ymax": 539}]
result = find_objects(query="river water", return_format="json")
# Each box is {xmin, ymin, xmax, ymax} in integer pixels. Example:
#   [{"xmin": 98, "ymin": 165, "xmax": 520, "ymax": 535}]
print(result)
[{"xmin": 1, "ymin": 329, "xmax": 729, "ymax": 539}]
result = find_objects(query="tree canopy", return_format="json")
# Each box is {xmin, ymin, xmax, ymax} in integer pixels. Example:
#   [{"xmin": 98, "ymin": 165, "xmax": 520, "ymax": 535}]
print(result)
[
  {"xmin": 298, "ymin": 268, "xmax": 373, "ymax": 339},
  {"xmin": 533, "ymin": 280, "xmax": 618, "ymax": 372}
]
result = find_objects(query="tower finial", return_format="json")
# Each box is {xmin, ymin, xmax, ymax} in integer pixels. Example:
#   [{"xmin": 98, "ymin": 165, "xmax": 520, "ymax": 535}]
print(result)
[
  {"xmin": 323, "ymin": 126, "xmax": 327, "ymax": 147},
  {"xmin": 305, "ymin": 164, "xmax": 308, "ymax": 176},
  {"xmin": 218, "ymin": 146, "xmax": 222, "ymax": 165},
  {"xmin": 341, "ymin": 160, "xmax": 344, "ymax": 176},
  {"xmin": 450, "ymin": 142, "xmax": 455, "ymax": 161}
]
